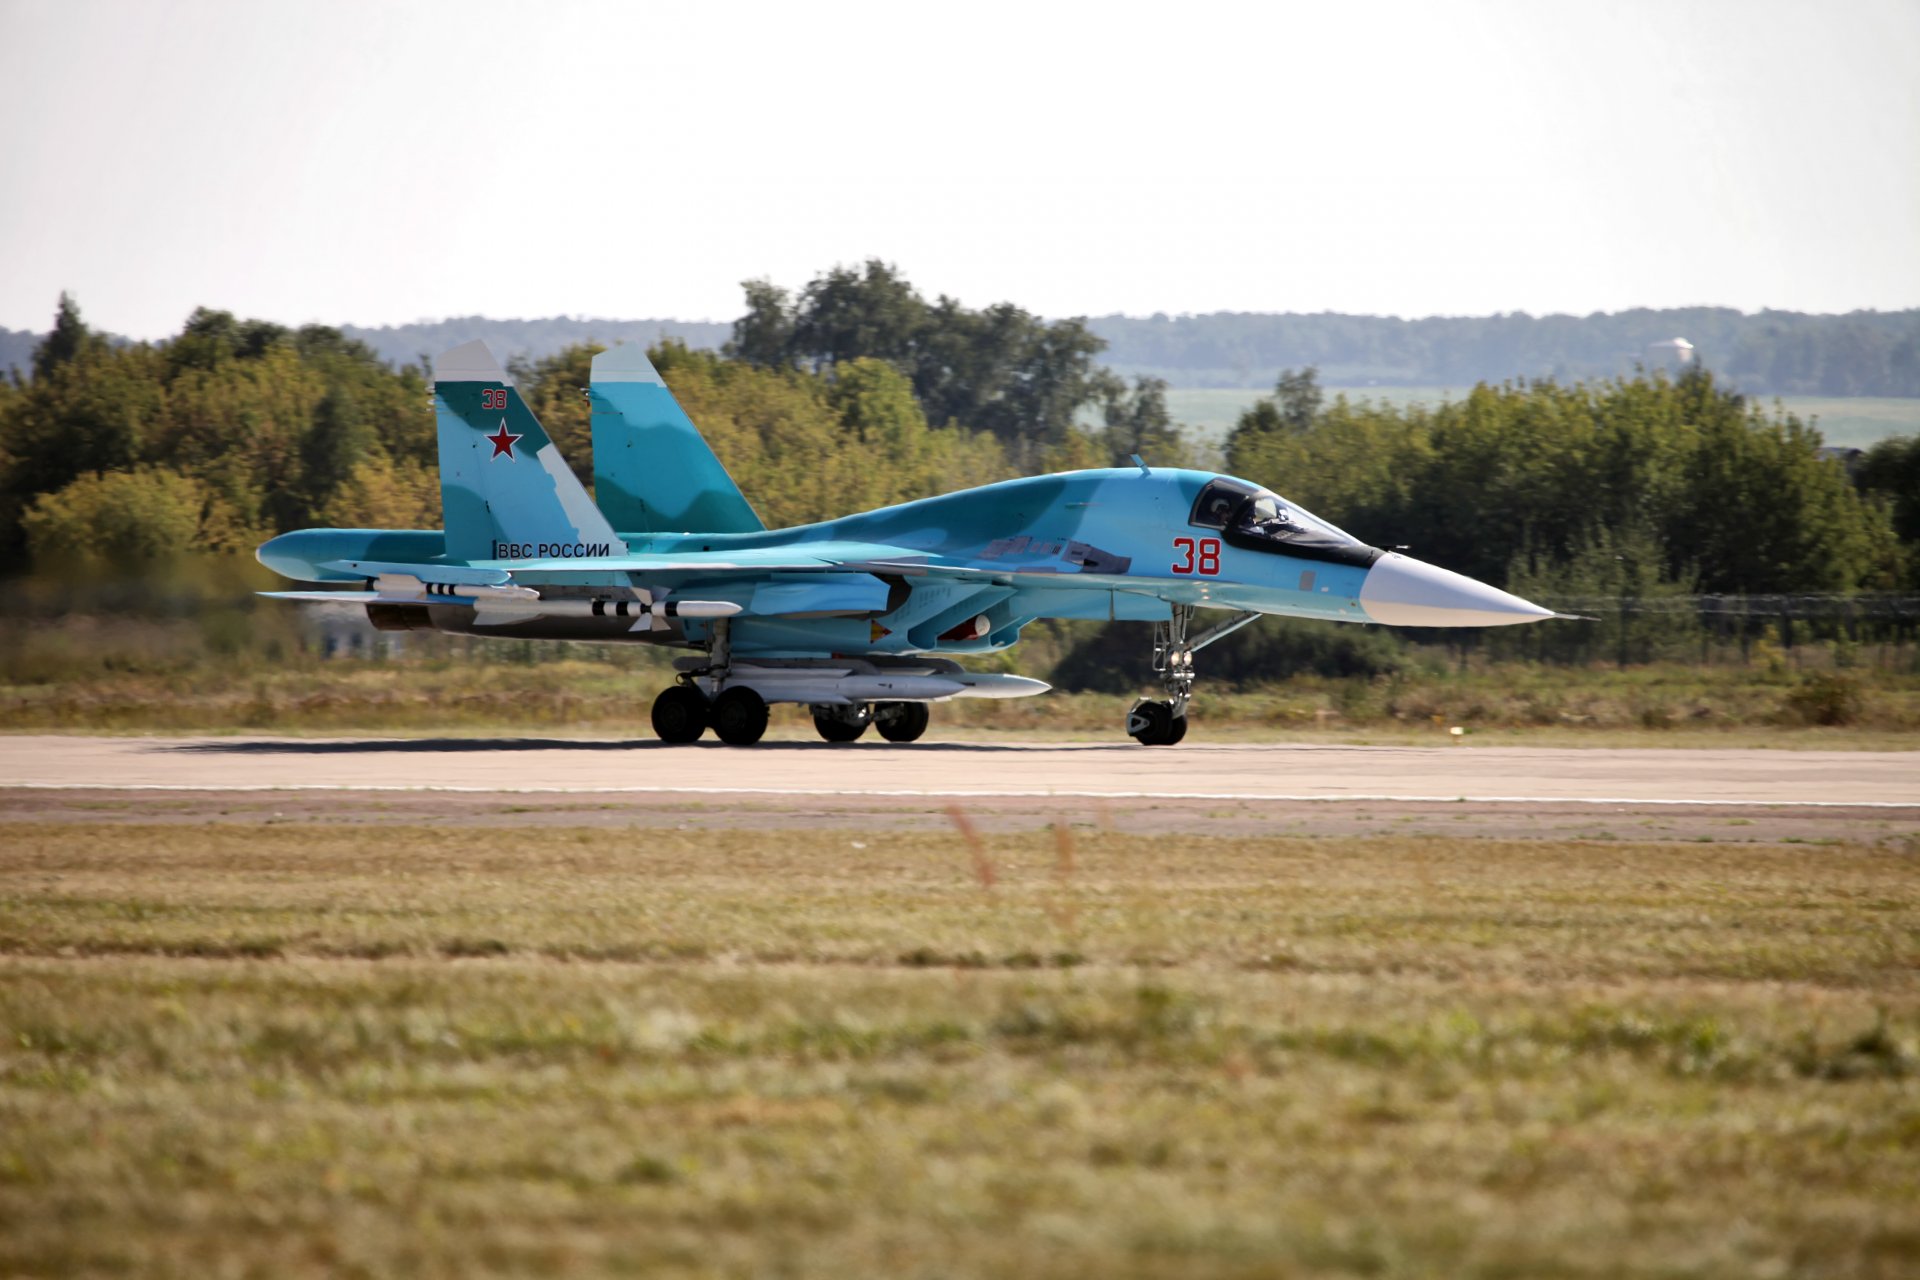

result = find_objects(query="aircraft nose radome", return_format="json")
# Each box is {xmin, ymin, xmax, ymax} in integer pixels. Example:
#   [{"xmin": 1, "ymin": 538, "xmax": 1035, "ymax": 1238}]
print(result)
[{"xmin": 1358, "ymin": 553, "xmax": 1554, "ymax": 627}]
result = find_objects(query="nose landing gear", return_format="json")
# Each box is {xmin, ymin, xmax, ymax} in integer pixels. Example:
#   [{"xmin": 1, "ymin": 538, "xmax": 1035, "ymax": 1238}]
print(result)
[
  {"xmin": 1126, "ymin": 698, "xmax": 1188, "ymax": 746},
  {"xmin": 1125, "ymin": 606, "xmax": 1261, "ymax": 746}
]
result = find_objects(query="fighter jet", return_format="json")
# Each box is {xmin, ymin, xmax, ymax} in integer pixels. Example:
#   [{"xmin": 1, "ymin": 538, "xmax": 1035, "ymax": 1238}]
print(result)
[{"xmin": 257, "ymin": 340, "xmax": 1561, "ymax": 746}]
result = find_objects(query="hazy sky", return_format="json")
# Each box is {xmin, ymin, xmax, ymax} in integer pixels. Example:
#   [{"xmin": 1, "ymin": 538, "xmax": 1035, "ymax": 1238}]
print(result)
[{"xmin": 2, "ymin": 0, "xmax": 1916, "ymax": 338}]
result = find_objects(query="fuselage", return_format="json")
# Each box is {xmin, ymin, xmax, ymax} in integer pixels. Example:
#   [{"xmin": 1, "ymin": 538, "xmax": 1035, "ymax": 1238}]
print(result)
[{"xmin": 258, "ymin": 467, "xmax": 1550, "ymax": 658}]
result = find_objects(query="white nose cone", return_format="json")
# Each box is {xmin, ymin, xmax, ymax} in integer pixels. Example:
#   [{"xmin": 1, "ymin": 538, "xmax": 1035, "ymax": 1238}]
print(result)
[{"xmin": 1359, "ymin": 552, "xmax": 1554, "ymax": 627}]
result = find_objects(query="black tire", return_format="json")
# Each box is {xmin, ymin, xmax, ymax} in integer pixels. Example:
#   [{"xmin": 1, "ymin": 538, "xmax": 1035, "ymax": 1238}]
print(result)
[
  {"xmin": 812, "ymin": 709, "xmax": 868, "ymax": 743},
  {"xmin": 1166, "ymin": 713, "xmax": 1189, "ymax": 746},
  {"xmin": 711, "ymin": 686, "xmax": 769, "ymax": 746},
  {"xmin": 1126, "ymin": 699, "xmax": 1174, "ymax": 746},
  {"xmin": 873, "ymin": 701, "xmax": 930, "ymax": 743},
  {"xmin": 651, "ymin": 685, "xmax": 709, "ymax": 744}
]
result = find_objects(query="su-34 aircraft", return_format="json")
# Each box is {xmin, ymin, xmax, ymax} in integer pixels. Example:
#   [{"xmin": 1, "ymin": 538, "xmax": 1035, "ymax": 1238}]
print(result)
[{"xmin": 258, "ymin": 340, "xmax": 1567, "ymax": 746}]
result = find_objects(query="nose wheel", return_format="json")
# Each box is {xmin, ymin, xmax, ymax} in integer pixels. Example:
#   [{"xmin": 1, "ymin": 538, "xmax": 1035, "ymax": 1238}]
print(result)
[
  {"xmin": 1127, "ymin": 698, "xmax": 1188, "ymax": 746},
  {"xmin": 1124, "ymin": 606, "xmax": 1261, "ymax": 747}
]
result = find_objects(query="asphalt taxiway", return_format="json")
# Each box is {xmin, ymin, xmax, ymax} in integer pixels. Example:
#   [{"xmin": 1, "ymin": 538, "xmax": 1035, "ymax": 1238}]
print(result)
[{"xmin": 1, "ymin": 734, "xmax": 1913, "ymax": 806}]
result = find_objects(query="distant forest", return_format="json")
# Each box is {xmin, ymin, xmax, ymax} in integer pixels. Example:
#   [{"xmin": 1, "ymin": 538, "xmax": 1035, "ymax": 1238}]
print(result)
[
  {"xmin": 6, "ymin": 278, "xmax": 1917, "ymax": 603},
  {"xmin": 7, "ymin": 305, "xmax": 1917, "ymax": 398}
]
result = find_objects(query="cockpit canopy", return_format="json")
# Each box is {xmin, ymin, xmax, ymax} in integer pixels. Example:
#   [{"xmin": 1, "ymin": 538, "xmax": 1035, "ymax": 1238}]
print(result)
[{"xmin": 1189, "ymin": 478, "xmax": 1382, "ymax": 568}]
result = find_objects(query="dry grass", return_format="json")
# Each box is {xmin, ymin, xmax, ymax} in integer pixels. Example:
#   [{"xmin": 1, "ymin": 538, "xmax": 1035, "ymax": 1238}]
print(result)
[
  {"xmin": 4, "ymin": 658, "xmax": 1920, "ymax": 747},
  {"xmin": 2, "ymin": 818, "xmax": 1917, "ymax": 1277}
]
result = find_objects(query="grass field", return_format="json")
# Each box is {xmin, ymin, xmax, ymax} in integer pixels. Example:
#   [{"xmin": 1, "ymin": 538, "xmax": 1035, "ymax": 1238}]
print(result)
[
  {"xmin": 1162, "ymin": 388, "xmax": 1920, "ymax": 451},
  {"xmin": 6, "ymin": 655, "xmax": 1917, "ymax": 745},
  {"xmin": 2, "ymin": 807, "xmax": 1916, "ymax": 1276}
]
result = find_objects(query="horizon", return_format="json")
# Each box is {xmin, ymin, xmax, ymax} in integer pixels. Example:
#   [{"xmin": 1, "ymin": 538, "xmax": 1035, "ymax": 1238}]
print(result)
[{"xmin": 11, "ymin": 298, "xmax": 1920, "ymax": 344}]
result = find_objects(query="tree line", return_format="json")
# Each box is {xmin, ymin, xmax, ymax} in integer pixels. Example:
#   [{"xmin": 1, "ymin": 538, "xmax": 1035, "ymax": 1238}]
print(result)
[
  {"xmin": 15, "ymin": 302, "xmax": 1918, "ymax": 401},
  {"xmin": 1223, "ymin": 365, "xmax": 1918, "ymax": 604},
  {"xmin": 3, "ymin": 273, "xmax": 1914, "ymax": 614},
  {"xmin": 0, "ymin": 294, "xmax": 1037, "ymax": 568},
  {"xmin": 20, "ymin": 301, "xmax": 1901, "ymax": 399}
]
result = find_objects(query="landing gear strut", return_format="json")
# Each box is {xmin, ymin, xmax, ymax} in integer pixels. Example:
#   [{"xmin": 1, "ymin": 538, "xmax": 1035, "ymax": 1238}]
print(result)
[
  {"xmin": 1126, "ymin": 606, "xmax": 1261, "ymax": 746},
  {"xmin": 650, "ymin": 619, "xmax": 945, "ymax": 747}
]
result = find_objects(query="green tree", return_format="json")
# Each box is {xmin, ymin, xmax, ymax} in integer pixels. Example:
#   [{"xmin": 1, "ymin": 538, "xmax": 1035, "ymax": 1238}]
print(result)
[
  {"xmin": 1856, "ymin": 435, "xmax": 1920, "ymax": 554},
  {"xmin": 724, "ymin": 280, "xmax": 796, "ymax": 367},
  {"xmin": 1670, "ymin": 392, "xmax": 1890, "ymax": 593},
  {"xmin": 1098, "ymin": 375, "xmax": 1194, "ymax": 468},
  {"xmin": 30, "ymin": 292, "xmax": 108, "ymax": 382},
  {"xmin": 1500, "ymin": 521, "xmax": 1700, "ymax": 665},
  {"xmin": 1225, "ymin": 368, "xmax": 1325, "ymax": 477},
  {"xmin": 5, "ymin": 341, "xmax": 166, "ymax": 514},
  {"xmin": 724, "ymin": 262, "xmax": 1116, "ymax": 463},
  {"xmin": 791, "ymin": 261, "xmax": 927, "ymax": 372},
  {"xmin": 644, "ymin": 343, "xmax": 1012, "ymax": 526},
  {"xmin": 318, "ymin": 455, "xmax": 440, "ymax": 529},
  {"xmin": 511, "ymin": 343, "xmax": 603, "ymax": 486},
  {"xmin": 21, "ymin": 467, "xmax": 214, "ymax": 565},
  {"xmin": 1273, "ymin": 367, "xmax": 1323, "ymax": 432}
]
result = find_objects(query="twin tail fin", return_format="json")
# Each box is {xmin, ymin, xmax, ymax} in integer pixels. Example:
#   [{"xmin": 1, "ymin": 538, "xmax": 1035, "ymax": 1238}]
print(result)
[
  {"xmin": 590, "ymin": 344, "xmax": 764, "ymax": 535},
  {"xmin": 433, "ymin": 341, "xmax": 627, "ymax": 562}
]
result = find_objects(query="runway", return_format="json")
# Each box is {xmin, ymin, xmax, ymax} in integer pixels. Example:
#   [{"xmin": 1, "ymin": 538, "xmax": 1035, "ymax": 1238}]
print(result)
[{"xmin": 1, "ymin": 734, "xmax": 1913, "ymax": 807}]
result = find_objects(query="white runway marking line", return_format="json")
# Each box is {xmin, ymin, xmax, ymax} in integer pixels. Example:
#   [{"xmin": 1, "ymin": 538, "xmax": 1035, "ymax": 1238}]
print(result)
[{"xmin": 3, "ymin": 782, "xmax": 1915, "ymax": 809}]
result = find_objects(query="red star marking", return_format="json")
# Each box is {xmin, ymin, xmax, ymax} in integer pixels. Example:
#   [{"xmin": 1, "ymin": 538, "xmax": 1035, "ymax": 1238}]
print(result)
[{"xmin": 485, "ymin": 420, "xmax": 522, "ymax": 460}]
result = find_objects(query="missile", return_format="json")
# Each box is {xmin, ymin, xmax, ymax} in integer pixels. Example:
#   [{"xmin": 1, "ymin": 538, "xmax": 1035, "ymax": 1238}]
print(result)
[
  {"xmin": 704, "ymin": 670, "xmax": 1049, "ymax": 705},
  {"xmin": 469, "ymin": 595, "xmax": 743, "ymax": 628},
  {"xmin": 372, "ymin": 573, "xmax": 538, "ymax": 602}
]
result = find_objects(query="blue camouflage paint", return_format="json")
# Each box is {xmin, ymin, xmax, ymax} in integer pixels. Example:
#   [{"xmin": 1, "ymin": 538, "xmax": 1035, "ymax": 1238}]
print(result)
[
  {"xmin": 433, "ymin": 341, "xmax": 627, "ymax": 563},
  {"xmin": 258, "ymin": 340, "xmax": 1398, "ymax": 662},
  {"xmin": 590, "ymin": 345, "xmax": 764, "ymax": 535}
]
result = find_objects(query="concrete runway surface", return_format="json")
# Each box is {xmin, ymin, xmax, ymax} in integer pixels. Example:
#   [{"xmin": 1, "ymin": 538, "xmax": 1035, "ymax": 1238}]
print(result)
[{"xmin": 1, "ymin": 735, "xmax": 1913, "ymax": 807}]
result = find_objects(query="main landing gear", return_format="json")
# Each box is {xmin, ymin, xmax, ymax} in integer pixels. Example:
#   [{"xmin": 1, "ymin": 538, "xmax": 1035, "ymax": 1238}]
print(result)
[
  {"xmin": 649, "ymin": 683, "xmax": 770, "ymax": 745},
  {"xmin": 649, "ymin": 621, "xmax": 936, "ymax": 747},
  {"xmin": 649, "ymin": 684, "xmax": 931, "ymax": 747},
  {"xmin": 1126, "ymin": 606, "xmax": 1262, "ymax": 747},
  {"xmin": 807, "ymin": 701, "xmax": 929, "ymax": 744},
  {"xmin": 650, "ymin": 623, "xmax": 772, "ymax": 745}
]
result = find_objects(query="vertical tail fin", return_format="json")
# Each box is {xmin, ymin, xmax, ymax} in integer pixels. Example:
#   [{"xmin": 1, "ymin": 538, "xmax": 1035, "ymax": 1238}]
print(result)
[
  {"xmin": 434, "ymin": 341, "xmax": 627, "ymax": 561},
  {"xmin": 590, "ymin": 345, "xmax": 764, "ymax": 534}
]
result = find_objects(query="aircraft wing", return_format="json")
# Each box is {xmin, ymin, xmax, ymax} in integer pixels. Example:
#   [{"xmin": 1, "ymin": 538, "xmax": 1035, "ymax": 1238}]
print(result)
[
  {"xmin": 273, "ymin": 539, "xmax": 1154, "ymax": 631},
  {"xmin": 493, "ymin": 540, "xmax": 922, "ymax": 575},
  {"xmin": 498, "ymin": 534, "xmax": 1139, "ymax": 582}
]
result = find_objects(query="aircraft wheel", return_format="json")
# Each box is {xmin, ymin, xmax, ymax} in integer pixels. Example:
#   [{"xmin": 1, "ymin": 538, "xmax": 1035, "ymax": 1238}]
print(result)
[
  {"xmin": 651, "ymin": 685, "xmax": 709, "ymax": 744},
  {"xmin": 812, "ymin": 706, "xmax": 869, "ymax": 743},
  {"xmin": 1167, "ymin": 713, "xmax": 1189, "ymax": 746},
  {"xmin": 873, "ymin": 701, "xmax": 930, "ymax": 744},
  {"xmin": 1126, "ymin": 699, "xmax": 1177, "ymax": 746},
  {"xmin": 711, "ymin": 686, "xmax": 769, "ymax": 746}
]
